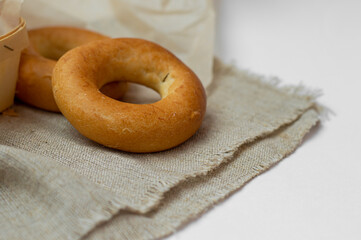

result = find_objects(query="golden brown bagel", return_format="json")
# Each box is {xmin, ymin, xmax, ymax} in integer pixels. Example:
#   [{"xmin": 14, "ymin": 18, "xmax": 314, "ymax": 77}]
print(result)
[
  {"xmin": 16, "ymin": 27, "xmax": 127, "ymax": 112},
  {"xmin": 53, "ymin": 38, "xmax": 207, "ymax": 153}
]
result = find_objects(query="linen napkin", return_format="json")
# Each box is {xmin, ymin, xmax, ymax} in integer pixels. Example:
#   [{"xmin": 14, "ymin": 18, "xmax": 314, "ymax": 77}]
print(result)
[{"xmin": 0, "ymin": 59, "xmax": 320, "ymax": 239}]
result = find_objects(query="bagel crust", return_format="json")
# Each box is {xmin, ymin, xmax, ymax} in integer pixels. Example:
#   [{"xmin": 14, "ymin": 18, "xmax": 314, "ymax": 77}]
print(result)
[
  {"xmin": 16, "ymin": 27, "xmax": 127, "ymax": 112},
  {"xmin": 53, "ymin": 38, "xmax": 207, "ymax": 153}
]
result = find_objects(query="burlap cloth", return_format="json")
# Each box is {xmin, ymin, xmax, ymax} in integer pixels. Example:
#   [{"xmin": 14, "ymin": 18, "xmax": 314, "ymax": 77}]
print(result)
[{"xmin": 0, "ymin": 1, "xmax": 322, "ymax": 239}]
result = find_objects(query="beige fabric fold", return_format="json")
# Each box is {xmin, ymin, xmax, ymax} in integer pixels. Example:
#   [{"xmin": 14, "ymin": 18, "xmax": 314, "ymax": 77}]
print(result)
[
  {"xmin": 0, "ymin": 145, "xmax": 128, "ymax": 240},
  {"xmin": 0, "ymin": 59, "xmax": 320, "ymax": 240},
  {"xmin": 85, "ymin": 108, "xmax": 319, "ymax": 240}
]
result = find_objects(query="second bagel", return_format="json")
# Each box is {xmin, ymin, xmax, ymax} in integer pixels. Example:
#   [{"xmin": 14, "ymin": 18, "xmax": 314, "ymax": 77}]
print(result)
[{"xmin": 17, "ymin": 27, "xmax": 128, "ymax": 112}]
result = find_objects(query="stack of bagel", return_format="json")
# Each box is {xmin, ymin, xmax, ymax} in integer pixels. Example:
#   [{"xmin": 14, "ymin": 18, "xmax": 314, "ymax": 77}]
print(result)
[{"xmin": 17, "ymin": 27, "xmax": 206, "ymax": 153}]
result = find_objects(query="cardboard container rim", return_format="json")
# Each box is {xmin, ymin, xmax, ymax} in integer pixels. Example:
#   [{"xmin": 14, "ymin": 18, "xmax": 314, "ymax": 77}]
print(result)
[
  {"xmin": 0, "ymin": 17, "xmax": 28, "ymax": 112},
  {"xmin": 0, "ymin": 17, "xmax": 28, "ymax": 62},
  {"xmin": 0, "ymin": 18, "xmax": 26, "ymax": 40}
]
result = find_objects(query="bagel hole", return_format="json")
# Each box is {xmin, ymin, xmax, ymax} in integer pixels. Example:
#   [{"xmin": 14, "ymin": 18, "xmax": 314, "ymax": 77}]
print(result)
[
  {"xmin": 36, "ymin": 45, "xmax": 69, "ymax": 61},
  {"xmin": 122, "ymin": 82, "xmax": 161, "ymax": 104},
  {"xmin": 103, "ymin": 82, "xmax": 161, "ymax": 104}
]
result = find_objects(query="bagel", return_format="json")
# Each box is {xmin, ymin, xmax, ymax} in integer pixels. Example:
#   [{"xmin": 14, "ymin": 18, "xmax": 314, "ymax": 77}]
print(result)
[
  {"xmin": 53, "ymin": 38, "xmax": 207, "ymax": 153},
  {"xmin": 16, "ymin": 27, "xmax": 127, "ymax": 112}
]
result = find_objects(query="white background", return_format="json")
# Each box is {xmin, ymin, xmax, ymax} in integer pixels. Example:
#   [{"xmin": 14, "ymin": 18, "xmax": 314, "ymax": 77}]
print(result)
[{"xmin": 168, "ymin": 0, "xmax": 361, "ymax": 239}]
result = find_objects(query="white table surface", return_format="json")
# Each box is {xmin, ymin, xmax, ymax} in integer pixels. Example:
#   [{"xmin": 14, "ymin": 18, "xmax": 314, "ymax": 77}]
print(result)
[{"xmin": 167, "ymin": 0, "xmax": 361, "ymax": 239}]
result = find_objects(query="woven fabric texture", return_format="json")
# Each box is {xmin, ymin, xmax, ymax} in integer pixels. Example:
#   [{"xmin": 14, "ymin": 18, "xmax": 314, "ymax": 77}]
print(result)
[{"xmin": 0, "ymin": 59, "xmax": 319, "ymax": 240}]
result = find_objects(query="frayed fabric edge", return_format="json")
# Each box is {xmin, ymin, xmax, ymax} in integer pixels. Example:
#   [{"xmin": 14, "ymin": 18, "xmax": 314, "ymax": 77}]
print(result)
[
  {"xmin": 211, "ymin": 58, "xmax": 333, "ymax": 122},
  {"xmin": 121, "ymin": 58, "xmax": 326, "ymax": 215},
  {"xmin": 112, "ymin": 109, "xmax": 320, "ymax": 240},
  {"xmin": 211, "ymin": 57, "xmax": 322, "ymax": 101}
]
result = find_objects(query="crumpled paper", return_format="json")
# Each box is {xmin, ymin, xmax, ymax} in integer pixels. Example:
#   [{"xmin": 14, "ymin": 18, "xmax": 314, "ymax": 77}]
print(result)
[
  {"xmin": 21, "ymin": 0, "xmax": 215, "ymax": 87},
  {"xmin": 0, "ymin": 0, "xmax": 23, "ymax": 36}
]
